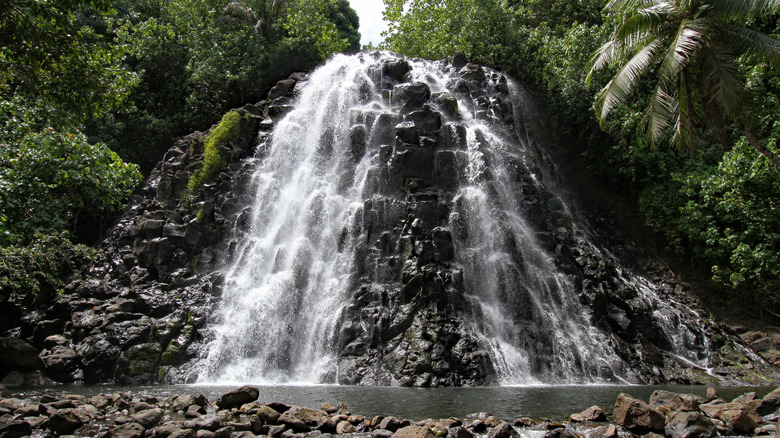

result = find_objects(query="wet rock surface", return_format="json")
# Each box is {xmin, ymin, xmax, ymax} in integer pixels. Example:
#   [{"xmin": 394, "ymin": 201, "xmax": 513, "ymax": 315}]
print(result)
[{"xmin": 0, "ymin": 386, "xmax": 776, "ymax": 438}]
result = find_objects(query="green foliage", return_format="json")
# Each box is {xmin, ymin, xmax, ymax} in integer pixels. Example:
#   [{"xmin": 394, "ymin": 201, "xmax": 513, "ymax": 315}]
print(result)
[
  {"xmin": 0, "ymin": 233, "xmax": 97, "ymax": 306},
  {"xmin": 0, "ymin": 98, "xmax": 142, "ymax": 244},
  {"xmin": 678, "ymin": 142, "xmax": 780, "ymax": 305},
  {"xmin": 187, "ymin": 110, "xmax": 248, "ymax": 192},
  {"xmin": 86, "ymin": 0, "xmax": 361, "ymax": 175},
  {"xmin": 0, "ymin": 0, "xmax": 137, "ymax": 125}
]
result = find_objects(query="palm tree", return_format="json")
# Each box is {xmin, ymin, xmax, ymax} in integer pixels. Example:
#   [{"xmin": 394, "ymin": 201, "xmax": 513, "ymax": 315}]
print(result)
[
  {"xmin": 220, "ymin": 0, "xmax": 290, "ymax": 40},
  {"xmin": 587, "ymin": 0, "xmax": 780, "ymax": 166}
]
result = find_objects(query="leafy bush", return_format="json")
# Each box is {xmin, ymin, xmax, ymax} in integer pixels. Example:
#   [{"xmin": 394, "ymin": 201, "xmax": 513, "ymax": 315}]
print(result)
[
  {"xmin": 678, "ymin": 142, "xmax": 780, "ymax": 305},
  {"xmin": 0, "ymin": 233, "xmax": 97, "ymax": 306}
]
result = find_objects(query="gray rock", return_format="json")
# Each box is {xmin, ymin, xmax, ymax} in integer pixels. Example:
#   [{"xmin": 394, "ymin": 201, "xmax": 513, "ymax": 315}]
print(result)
[
  {"xmin": 216, "ymin": 386, "xmax": 259, "ymax": 409},
  {"xmin": 665, "ymin": 411, "xmax": 716, "ymax": 438}
]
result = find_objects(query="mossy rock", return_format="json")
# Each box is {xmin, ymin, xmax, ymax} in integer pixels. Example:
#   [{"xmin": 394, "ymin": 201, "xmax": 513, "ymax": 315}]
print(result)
[{"xmin": 116, "ymin": 343, "xmax": 162, "ymax": 384}]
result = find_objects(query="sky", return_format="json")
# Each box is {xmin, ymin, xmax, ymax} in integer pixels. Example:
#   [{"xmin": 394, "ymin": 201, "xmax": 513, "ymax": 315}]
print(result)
[{"xmin": 347, "ymin": 0, "xmax": 390, "ymax": 47}]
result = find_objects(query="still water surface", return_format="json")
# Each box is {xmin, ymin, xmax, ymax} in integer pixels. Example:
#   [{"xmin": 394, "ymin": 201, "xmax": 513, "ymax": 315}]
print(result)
[{"xmin": 15, "ymin": 385, "xmax": 773, "ymax": 420}]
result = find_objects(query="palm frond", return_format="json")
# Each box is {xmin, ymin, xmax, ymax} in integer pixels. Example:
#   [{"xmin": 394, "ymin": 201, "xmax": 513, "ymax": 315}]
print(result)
[
  {"xmin": 586, "ymin": 40, "xmax": 619, "ymax": 85},
  {"xmin": 710, "ymin": 0, "xmax": 780, "ymax": 17},
  {"xmin": 643, "ymin": 84, "xmax": 677, "ymax": 146},
  {"xmin": 614, "ymin": 4, "xmax": 674, "ymax": 47},
  {"xmin": 700, "ymin": 45, "xmax": 744, "ymax": 119},
  {"xmin": 658, "ymin": 18, "xmax": 708, "ymax": 82},
  {"xmin": 720, "ymin": 23, "xmax": 780, "ymax": 65},
  {"xmin": 595, "ymin": 38, "xmax": 664, "ymax": 122},
  {"xmin": 604, "ymin": 0, "xmax": 664, "ymax": 13}
]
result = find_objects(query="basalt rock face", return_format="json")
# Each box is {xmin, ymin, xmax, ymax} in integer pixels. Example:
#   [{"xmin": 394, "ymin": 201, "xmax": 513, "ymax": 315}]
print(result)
[{"xmin": 3, "ymin": 53, "xmax": 776, "ymax": 386}]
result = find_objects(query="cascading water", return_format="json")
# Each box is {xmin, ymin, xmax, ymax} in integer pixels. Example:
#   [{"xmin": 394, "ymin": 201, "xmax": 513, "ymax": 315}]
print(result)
[{"xmin": 197, "ymin": 52, "xmax": 721, "ymax": 386}]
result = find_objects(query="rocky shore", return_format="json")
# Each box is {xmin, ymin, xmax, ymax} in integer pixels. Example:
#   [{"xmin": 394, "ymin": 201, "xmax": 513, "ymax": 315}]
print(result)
[{"xmin": 0, "ymin": 384, "xmax": 778, "ymax": 438}]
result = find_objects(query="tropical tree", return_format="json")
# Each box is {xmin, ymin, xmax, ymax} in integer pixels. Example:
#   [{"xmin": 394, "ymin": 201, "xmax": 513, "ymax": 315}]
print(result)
[{"xmin": 587, "ymin": 0, "xmax": 780, "ymax": 166}]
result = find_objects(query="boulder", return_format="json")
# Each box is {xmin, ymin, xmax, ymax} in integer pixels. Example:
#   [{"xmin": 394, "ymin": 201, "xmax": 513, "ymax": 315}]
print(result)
[
  {"xmin": 0, "ymin": 415, "xmax": 32, "ymax": 438},
  {"xmin": 394, "ymin": 425, "xmax": 436, "ymax": 438},
  {"xmin": 383, "ymin": 59, "xmax": 412, "ymax": 82},
  {"xmin": 569, "ymin": 405, "xmax": 606, "ymax": 422},
  {"xmin": 0, "ymin": 338, "xmax": 40, "ymax": 376},
  {"xmin": 278, "ymin": 411, "xmax": 311, "ymax": 433},
  {"xmin": 337, "ymin": 420, "xmax": 356, "ymax": 434},
  {"xmin": 132, "ymin": 408, "xmax": 164, "ymax": 429},
  {"xmin": 612, "ymin": 393, "xmax": 665, "ymax": 434},
  {"xmin": 39, "ymin": 345, "xmax": 79, "ymax": 381},
  {"xmin": 487, "ymin": 422, "xmax": 517, "ymax": 438},
  {"xmin": 394, "ymin": 83, "xmax": 431, "ymax": 112},
  {"xmin": 758, "ymin": 386, "xmax": 780, "ymax": 415},
  {"xmin": 255, "ymin": 404, "xmax": 282, "ymax": 423},
  {"xmin": 215, "ymin": 385, "xmax": 259, "ymax": 409},
  {"xmin": 380, "ymin": 416, "xmax": 404, "ymax": 432},
  {"xmin": 109, "ymin": 422, "xmax": 145, "ymax": 438},
  {"xmin": 47, "ymin": 408, "xmax": 86, "ymax": 434},
  {"xmin": 448, "ymin": 426, "xmax": 474, "ymax": 438},
  {"xmin": 170, "ymin": 429, "xmax": 198, "ymax": 438},
  {"xmin": 664, "ymin": 411, "xmax": 716, "ymax": 438},
  {"xmin": 543, "ymin": 429, "xmax": 582, "ymax": 438},
  {"xmin": 650, "ymin": 390, "xmax": 701, "ymax": 411}
]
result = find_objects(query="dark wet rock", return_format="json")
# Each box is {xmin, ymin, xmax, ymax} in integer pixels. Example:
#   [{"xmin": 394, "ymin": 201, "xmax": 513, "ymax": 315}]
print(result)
[
  {"xmin": 48, "ymin": 408, "xmax": 86, "ymax": 434},
  {"xmin": 14, "ymin": 403, "xmax": 47, "ymax": 417},
  {"xmin": 39, "ymin": 345, "xmax": 79, "ymax": 382},
  {"xmin": 380, "ymin": 416, "xmax": 403, "ymax": 432},
  {"xmin": 451, "ymin": 54, "xmax": 468, "ymax": 69},
  {"xmin": 0, "ymin": 415, "xmax": 32, "ymax": 438},
  {"xmin": 394, "ymin": 83, "xmax": 431, "ymax": 113},
  {"xmin": 383, "ymin": 59, "xmax": 412, "ymax": 82},
  {"xmin": 612, "ymin": 393, "xmax": 665, "ymax": 434},
  {"xmin": 758, "ymin": 386, "xmax": 780, "ymax": 415},
  {"xmin": 216, "ymin": 386, "xmax": 259, "ymax": 409},
  {"xmin": 487, "ymin": 422, "xmax": 517, "ymax": 438},
  {"xmin": 543, "ymin": 429, "xmax": 582, "ymax": 438},
  {"xmin": 0, "ymin": 338, "xmax": 40, "ymax": 376},
  {"xmin": 448, "ymin": 426, "xmax": 473, "ymax": 438},
  {"xmin": 268, "ymin": 79, "xmax": 298, "ymax": 100},
  {"xmin": 185, "ymin": 404, "xmax": 206, "ymax": 417},
  {"xmin": 664, "ymin": 411, "xmax": 716, "ymax": 438}
]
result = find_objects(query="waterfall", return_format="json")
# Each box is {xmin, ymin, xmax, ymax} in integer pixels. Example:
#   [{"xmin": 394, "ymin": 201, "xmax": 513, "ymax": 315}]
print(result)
[{"xmin": 196, "ymin": 52, "xmax": 715, "ymax": 385}]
